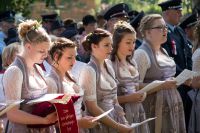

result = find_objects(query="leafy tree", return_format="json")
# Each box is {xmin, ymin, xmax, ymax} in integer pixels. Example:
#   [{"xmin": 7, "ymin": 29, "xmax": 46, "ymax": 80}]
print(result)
[
  {"xmin": 98, "ymin": 0, "xmax": 192, "ymax": 14},
  {"xmin": 0, "ymin": 0, "xmax": 36, "ymax": 16},
  {"xmin": 0, "ymin": 0, "xmax": 58, "ymax": 17},
  {"xmin": 45, "ymin": 0, "xmax": 56, "ymax": 8},
  {"xmin": 0, "ymin": 0, "xmax": 194, "ymax": 17}
]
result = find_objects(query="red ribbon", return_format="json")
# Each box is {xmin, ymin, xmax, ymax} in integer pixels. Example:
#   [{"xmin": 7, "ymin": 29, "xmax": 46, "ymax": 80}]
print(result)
[
  {"xmin": 28, "ymin": 95, "xmax": 80, "ymax": 133},
  {"xmin": 171, "ymin": 40, "xmax": 177, "ymax": 55},
  {"xmin": 52, "ymin": 95, "xmax": 80, "ymax": 133}
]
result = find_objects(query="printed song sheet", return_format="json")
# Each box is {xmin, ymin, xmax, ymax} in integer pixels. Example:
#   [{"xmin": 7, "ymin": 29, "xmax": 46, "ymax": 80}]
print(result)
[
  {"xmin": 27, "ymin": 94, "xmax": 64, "ymax": 104},
  {"xmin": 131, "ymin": 117, "xmax": 156, "ymax": 128},
  {"xmin": 175, "ymin": 69, "xmax": 195, "ymax": 86},
  {"xmin": 138, "ymin": 81, "xmax": 165, "ymax": 93},
  {"xmin": 92, "ymin": 108, "xmax": 114, "ymax": 122}
]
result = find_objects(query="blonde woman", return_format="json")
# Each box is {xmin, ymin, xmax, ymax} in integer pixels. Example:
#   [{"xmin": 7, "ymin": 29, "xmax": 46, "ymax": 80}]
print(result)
[
  {"xmin": 3, "ymin": 20, "xmax": 57, "ymax": 133},
  {"xmin": 2, "ymin": 42, "xmax": 22, "ymax": 70},
  {"xmin": 134, "ymin": 14, "xmax": 186, "ymax": 133}
]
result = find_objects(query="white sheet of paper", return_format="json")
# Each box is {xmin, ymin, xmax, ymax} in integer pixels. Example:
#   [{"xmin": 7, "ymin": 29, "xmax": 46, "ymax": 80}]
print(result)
[
  {"xmin": 175, "ymin": 69, "xmax": 195, "ymax": 86},
  {"xmin": 193, "ymin": 71, "xmax": 200, "ymax": 77},
  {"xmin": 0, "ymin": 100, "xmax": 24, "ymax": 116},
  {"xmin": 131, "ymin": 117, "xmax": 156, "ymax": 128},
  {"xmin": 27, "ymin": 94, "xmax": 64, "ymax": 104},
  {"xmin": 138, "ymin": 80, "xmax": 165, "ymax": 93},
  {"xmin": 92, "ymin": 108, "xmax": 114, "ymax": 122}
]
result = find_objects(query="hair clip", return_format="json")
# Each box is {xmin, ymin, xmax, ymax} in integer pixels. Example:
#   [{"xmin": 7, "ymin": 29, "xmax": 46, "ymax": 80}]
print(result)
[{"xmin": 31, "ymin": 21, "xmax": 42, "ymax": 31}]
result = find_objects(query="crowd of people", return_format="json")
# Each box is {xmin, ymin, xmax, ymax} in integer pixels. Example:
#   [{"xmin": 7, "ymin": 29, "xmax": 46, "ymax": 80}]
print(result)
[{"xmin": 0, "ymin": 0, "xmax": 200, "ymax": 133}]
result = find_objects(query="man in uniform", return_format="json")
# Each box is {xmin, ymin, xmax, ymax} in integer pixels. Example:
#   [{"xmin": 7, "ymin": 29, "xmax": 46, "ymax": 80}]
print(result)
[
  {"xmin": 179, "ymin": 13, "xmax": 198, "ymax": 44},
  {"xmin": 130, "ymin": 11, "xmax": 145, "ymax": 49},
  {"xmin": 103, "ymin": 3, "xmax": 130, "ymax": 34},
  {"xmin": 41, "ymin": 12, "xmax": 58, "ymax": 33},
  {"xmin": 158, "ymin": 0, "xmax": 193, "ymax": 130}
]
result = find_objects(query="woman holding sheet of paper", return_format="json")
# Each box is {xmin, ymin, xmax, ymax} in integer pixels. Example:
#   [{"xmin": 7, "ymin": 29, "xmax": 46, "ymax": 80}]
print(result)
[
  {"xmin": 79, "ymin": 28, "xmax": 132, "ymax": 133},
  {"xmin": 110, "ymin": 21, "xmax": 149, "ymax": 133},
  {"xmin": 3, "ymin": 20, "xmax": 58, "ymax": 133},
  {"xmin": 46, "ymin": 37, "xmax": 98, "ymax": 132},
  {"xmin": 134, "ymin": 14, "xmax": 186, "ymax": 133},
  {"xmin": 188, "ymin": 21, "xmax": 200, "ymax": 133}
]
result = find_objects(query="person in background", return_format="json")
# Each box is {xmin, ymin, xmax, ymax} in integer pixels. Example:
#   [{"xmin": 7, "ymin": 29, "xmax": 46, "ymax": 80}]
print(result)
[
  {"xmin": 130, "ymin": 11, "xmax": 145, "ymax": 49},
  {"xmin": 3, "ymin": 20, "xmax": 57, "ymax": 133},
  {"xmin": 0, "ymin": 11, "xmax": 16, "ymax": 46},
  {"xmin": 96, "ymin": 13, "xmax": 106, "ymax": 29},
  {"xmin": 78, "ymin": 14, "xmax": 97, "ymax": 63},
  {"xmin": 1, "ymin": 42, "xmax": 21, "ymax": 70},
  {"xmin": 128, "ymin": 10, "xmax": 139, "ymax": 21},
  {"xmin": 134, "ymin": 14, "xmax": 186, "ymax": 133},
  {"xmin": 179, "ymin": 13, "xmax": 198, "ymax": 44},
  {"xmin": 63, "ymin": 18, "xmax": 76, "ymax": 29},
  {"xmin": 60, "ymin": 18, "xmax": 79, "ymax": 44},
  {"xmin": 41, "ymin": 12, "xmax": 58, "ymax": 33},
  {"xmin": 82, "ymin": 15, "xmax": 97, "ymax": 36},
  {"xmin": 103, "ymin": 3, "xmax": 130, "ymax": 34},
  {"xmin": 5, "ymin": 27, "xmax": 20, "ymax": 45},
  {"xmin": 158, "ymin": 0, "xmax": 193, "ymax": 129},
  {"xmin": 0, "ymin": 11, "xmax": 16, "ymax": 70},
  {"xmin": 0, "ymin": 42, "xmax": 22, "ymax": 131},
  {"xmin": 110, "ymin": 21, "xmax": 149, "ymax": 133},
  {"xmin": 188, "ymin": 21, "xmax": 200, "ymax": 133},
  {"xmin": 79, "ymin": 28, "xmax": 133, "ymax": 133},
  {"xmin": 49, "ymin": 19, "xmax": 65, "ymax": 37}
]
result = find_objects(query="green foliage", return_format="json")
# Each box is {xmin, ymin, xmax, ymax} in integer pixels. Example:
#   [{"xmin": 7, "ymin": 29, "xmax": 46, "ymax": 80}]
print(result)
[
  {"xmin": 0, "ymin": 0, "xmax": 36, "ymax": 16},
  {"xmin": 0, "ymin": 0, "xmax": 194, "ymax": 18},
  {"xmin": 98, "ymin": 0, "xmax": 193, "ymax": 15},
  {"xmin": 45, "ymin": 0, "xmax": 56, "ymax": 8}
]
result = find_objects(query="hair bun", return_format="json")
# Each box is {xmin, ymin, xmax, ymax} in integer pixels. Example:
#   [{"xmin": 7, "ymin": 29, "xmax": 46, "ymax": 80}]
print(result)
[{"xmin": 18, "ymin": 20, "xmax": 41, "ymax": 40}]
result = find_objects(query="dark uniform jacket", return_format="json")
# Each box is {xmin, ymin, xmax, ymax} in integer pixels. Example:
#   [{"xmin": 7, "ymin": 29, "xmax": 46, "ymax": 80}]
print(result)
[
  {"xmin": 162, "ymin": 23, "xmax": 193, "ymax": 130},
  {"xmin": 162, "ymin": 24, "xmax": 192, "ymax": 75}
]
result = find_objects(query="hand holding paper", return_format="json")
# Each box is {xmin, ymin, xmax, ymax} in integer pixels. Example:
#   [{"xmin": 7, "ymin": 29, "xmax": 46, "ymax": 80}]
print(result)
[
  {"xmin": 92, "ymin": 108, "xmax": 114, "ymax": 122},
  {"xmin": 79, "ymin": 116, "xmax": 99, "ymax": 128},
  {"xmin": 175, "ymin": 69, "xmax": 195, "ymax": 86},
  {"xmin": 138, "ymin": 80, "xmax": 165, "ymax": 93},
  {"xmin": 131, "ymin": 117, "xmax": 156, "ymax": 128}
]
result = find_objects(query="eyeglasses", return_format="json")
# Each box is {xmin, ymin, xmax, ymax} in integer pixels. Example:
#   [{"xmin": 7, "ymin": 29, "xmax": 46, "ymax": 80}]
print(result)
[{"xmin": 149, "ymin": 25, "xmax": 168, "ymax": 31}]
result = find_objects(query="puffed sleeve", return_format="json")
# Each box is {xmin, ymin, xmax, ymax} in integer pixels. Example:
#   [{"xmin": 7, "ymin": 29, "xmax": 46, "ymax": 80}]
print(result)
[
  {"xmin": 192, "ymin": 49, "xmax": 200, "ymax": 72},
  {"xmin": 3, "ymin": 66, "xmax": 23, "ymax": 101},
  {"xmin": 79, "ymin": 65, "xmax": 97, "ymax": 101},
  {"xmin": 134, "ymin": 49, "xmax": 151, "ymax": 82}
]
